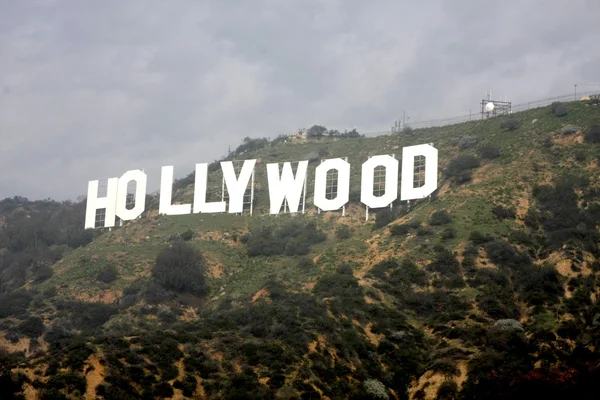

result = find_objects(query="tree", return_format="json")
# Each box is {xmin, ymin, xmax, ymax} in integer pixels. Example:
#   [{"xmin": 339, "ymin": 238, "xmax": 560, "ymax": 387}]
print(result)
[
  {"xmin": 306, "ymin": 125, "xmax": 327, "ymax": 139},
  {"xmin": 152, "ymin": 242, "xmax": 209, "ymax": 297}
]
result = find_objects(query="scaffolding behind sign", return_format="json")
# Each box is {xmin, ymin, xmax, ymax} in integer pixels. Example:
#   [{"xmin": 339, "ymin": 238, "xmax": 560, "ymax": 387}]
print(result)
[
  {"xmin": 365, "ymin": 154, "xmax": 395, "ymax": 221},
  {"xmin": 222, "ymin": 160, "xmax": 255, "ymax": 215},
  {"xmin": 317, "ymin": 157, "xmax": 347, "ymax": 216},
  {"xmin": 94, "ymin": 179, "xmax": 108, "ymax": 228}
]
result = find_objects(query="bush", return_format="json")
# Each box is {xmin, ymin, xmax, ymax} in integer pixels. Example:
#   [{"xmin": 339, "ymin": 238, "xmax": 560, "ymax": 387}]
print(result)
[
  {"xmin": 374, "ymin": 209, "xmax": 398, "ymax": 229},
  {"xmin": 574, "ymin": 150, "xmax": 587, "ymax": 162},
  {"xmin": 0, "ymin": 291, "xmax": 33, "ymax": 318},
  {"xmin": 17, "ymin": 317, "xmax": 45, "ymax": 338},
  {"xmin": 457, "ymin": 136, "xmax": 478, "ymax": 149},
  {"xmin": 363, "ymin": 379, "xmax": 389, "ymax": 400},
  {"xmin": 297, "ymin": 257, "xmax": 315, "ymax": 269},
  {"xmin": 500, "ymin": 118, "xmax": 521, "ymax": 131},
  {"xmin": 426, "ymin": 247, "xmax": 460, "ymax": 276},
  {"xmin": 469, "ymin": 231, "xmax": 493, "ymax": 245},
  {"xmin": 588, "ymin": 94, "xmax": 600, "ymax": 105},
  {"xmin": 493, "ymin": 319, "xmax": 524, "ymax": 332},
  {"xmin": 337, "ymin": 264, "xmax": 353, "ymax": 275},
  {"xmin": 440, "ymin": 227, "xmax": 456, "ymax": 240},
  {"xmin": 335, "ymin": 225, "xmax": 352, "ymax": 240},
  {"xmin": 437, "ymin": 380, "xmax": 458, "ymax": 400},
  {"xmin": 180, "ymin": 229, "xmax": 194, "ymax": 241},
  {"xmin": 491, "ymin": 205, "xmax": 516, "ymax": 220},
  {"xmin": 152, "ymin": 242, "xmax": 208, "ymax": 297},
  {"xmin": 445, "ymin": 155, "xmax": 480, "ymax": 179},
  {"xmin": 561, "ymin": 125, "xmax": 578, "ymax": 135},
  {"xmin": 584, "ymin": 125, "xmax": 600, "ymax": 143},
  {"xmin": 478, "ymin": 146, "xmax": 501, "ymax": 159},
  {"xmin": 245, "ymin": 220, "xmax": 326, "ymax": 257},
  {"xmin": 34, "ymin": 265, "xmax": 54, "ymax": 283},
  {"xmin": 554, "ymin": 105, "xmax": 568, "ymax": 117},
  {"xmin": 551, "ymin": 102, "xmax": 568, "ymax": 116},
  {"xmin": 429, "ymin": 210, "xmax": 452, "ymax": 226},
  {"xmin": 96, "ymin": 266, "xmax": 118, "ymax": 284},
  {"xmin": 390, "ymin": 224, "xmax": 410, "ymax": 236}
]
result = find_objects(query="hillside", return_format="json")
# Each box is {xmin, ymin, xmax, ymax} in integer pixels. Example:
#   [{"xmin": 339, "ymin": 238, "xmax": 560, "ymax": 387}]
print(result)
[{"xmin": 2, "ymin": 98, "xmax": 600, "ymax": 400}]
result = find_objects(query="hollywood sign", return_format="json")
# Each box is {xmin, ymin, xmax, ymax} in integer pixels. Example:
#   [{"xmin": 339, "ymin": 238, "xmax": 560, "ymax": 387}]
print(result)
[{"xmin": 84, "ymin": 144, "xmax": 438, "ymax": 229}]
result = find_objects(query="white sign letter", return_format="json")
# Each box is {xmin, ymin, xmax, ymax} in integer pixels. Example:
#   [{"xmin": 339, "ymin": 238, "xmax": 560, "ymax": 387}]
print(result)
[
  {"xmin": 221, "ymin": 160, "xmax": 256, "ymax": 213},
  {"xmin": 193, "ymin": 163, "xmax": 226, "ymax": 213},
  {"xmin": 401, "ymin": 144, "xmax": 438, "ymax": 201},
  {"xmin": 266, "ymin": 161, "xmax": 308, "ymax": 214},
  {"xmin": 159, "ymin": 166, "xmax": 191, "ymax": 215},
  {"xmin": 361, "ymin": 155, "xmax": 399, "ymax": 209},
  {"xmin": 314, "ymin": 158, "xmax": 350, "ymax": 211},
  {"xmin": 115, "ymin": 170, "xmax": 147, "ymax": 222},
  {"xmin": 84, "ymin": 178, "xmax": 118, "ymax": 229}
]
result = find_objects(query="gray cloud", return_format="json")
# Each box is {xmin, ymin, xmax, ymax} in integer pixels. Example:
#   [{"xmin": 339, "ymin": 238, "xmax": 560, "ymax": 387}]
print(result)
[{"xmin": 1, "ymin": 0, "xmax": 599, "ymax": 200}]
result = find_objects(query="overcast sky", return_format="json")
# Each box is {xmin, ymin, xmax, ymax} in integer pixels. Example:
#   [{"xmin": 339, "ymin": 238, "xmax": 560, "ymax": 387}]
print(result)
[{"xmin": 1, "ymin": 0, "xmax": 599, "ymax": 201}]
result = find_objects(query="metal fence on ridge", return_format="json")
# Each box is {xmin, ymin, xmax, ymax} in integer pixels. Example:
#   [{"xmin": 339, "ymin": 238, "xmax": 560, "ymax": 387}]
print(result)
[{"xmin": 361, "ymin": 90, "xmax": 600, "ymax": 137}]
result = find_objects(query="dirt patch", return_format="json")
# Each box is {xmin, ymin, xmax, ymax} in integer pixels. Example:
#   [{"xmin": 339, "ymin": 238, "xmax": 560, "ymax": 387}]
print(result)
[
  {"xmin": 84, "ymin": 354, "xmax": 105, "ymax": 400},
  {"xmin": 364, "ymin": 295, "xmax": 376, "ymax": 304},
  {"xmin": 22, "ymin": 383, "xmax": 38, "ymax": 400},
  {"xmin": 516, "ymin": 194, "xmax": 530, "ymax": 219},
  {"xmin": 364, "ymin": 322, "xmax": 383, "ymax": 347},
  {"xmin": 553, "ymin": 133, "xmax": 583, "ymax": 146},
  {"xmin": 0, "ymin": 335, "xmax": 31, "ymax": 356},
  {"xmin": 74, "ymin": 289, "xmax": 120, "ymax": 304},
  {"xmin": 203, "ymin": 254, "xmax": 224, "ymax": 278},
  {"xmin": 471, "ymin": 163, "xmax": 496, "ymax": 184},
  {"xmin": 252, "ymin": 288, "xmax": 269, "ymax": 302},
  {"xmin": 168, "ymin": 348, "xmax": 187, "ymax": 400},
  {"xmin": 539, "ymin": 252, "xmax": 578, "ymax": 278}
]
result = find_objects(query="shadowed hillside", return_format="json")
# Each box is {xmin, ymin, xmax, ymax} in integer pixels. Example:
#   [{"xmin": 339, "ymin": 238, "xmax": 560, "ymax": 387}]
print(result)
[{"xmin": 2, "ymin": 98, "xmax": 600, "ymax": 399}]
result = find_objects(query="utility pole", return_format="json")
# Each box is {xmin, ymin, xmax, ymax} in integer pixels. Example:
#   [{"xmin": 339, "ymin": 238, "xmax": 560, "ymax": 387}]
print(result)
[{"xmin": 574, "ymin": 84, "xmax": 578, "ymax": 101}]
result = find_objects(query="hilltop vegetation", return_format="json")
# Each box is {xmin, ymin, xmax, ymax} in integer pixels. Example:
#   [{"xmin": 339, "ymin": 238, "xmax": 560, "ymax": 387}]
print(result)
[{"xmin": 1, "ymin": 99, "xmax": 600, "ymax": 399}]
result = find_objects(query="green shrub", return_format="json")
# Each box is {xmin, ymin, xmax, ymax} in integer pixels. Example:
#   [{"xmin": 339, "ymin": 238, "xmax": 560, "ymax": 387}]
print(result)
[
  {"xmin": 554, "ymin": 105, "xmax": 568, "ymax": 116},
  {"xmin": 491, "ymin": 205, "xmax": 516, "ymax": 220},
  {"xmin": 426, "ymin": 247, "xmax": 460, "ymax": 276},
  {"xmin": 457, "ymin": 136, "xmax": 477, "ymax": 149},
  {"xmin": 335, "ymin": 225, "xmax": 352, "ymax": 240},
  {"xmin": 445, "ymin": 155, "xmax": 480, "ymax": 181},
  {"xmin": 297, "ymin": 257, "xmax": 315, "ymax": 269},
  {"xmin": 152, "ymin": 242, "xmax": 208, "ymax": 297},
  {"xmin": 551, "ymin": 102, "xmax": 562, "ymax": 113},
  {"xmin": 429, "ymin": 210, "xmax": 452, "ymax": 226},
  {"xmin": 180, "ymin": 229, "xmax": 194, "ymax": 241},
  {"xmin": 374, "ymin": 208, "xmax": 398, "ymax": 229},
  {"xmin": 584, "ymin": 125, "xmax": 600, "ymax": 143},
  {"xmin": 153, "ymin": 382, "xmax": 174, "ymax": 398},
  {"xmin": 33, "ymin": 265, "xmax": 54, "ymax": 283},
  {"xmin": 500, "ymin": 118, "xmax": 521, "ymax": 131},
  {"xmin": 430, "ymin": 358, "xmax": 459, "ymax": 376},
  {"xmin": 551, "ymin": 102, "xmax": 568, "ymax": 117},
  {"xmin": 96, "ymin": 266, "xmax": 118, "ymax": 284},
  {"xmin": 17, "ymin": 317, "xmax": 45, "ymax": 338},
  {"xmin": 0, "ymin": 291, "xmax": 33, "ymax": 318},
  {"xmin": 390, "ymin": 224, "xmax": 410, "ymax": 236},
  {"xmin": 440, "ymin": 227, "xmax": 456, "ymax": 240},
  {"xmin": 478, "ymin": 146, "xmax": 501, "ymax": 159},
  {"xmin": 437, "ymin": 379, "xmax": 458, "ymax": 400},
  {"xmin": 336, "ymin": 264, "xmax": 353, "ymax": 275},
  {"xmin": 469, "ymin": 231, "xmax": 493, "ymax": 245},
  {"xmin": 245, "ymin": 220, "xmax": 326, "ymax": 256},
  {"xmin": 561, "ymin": 125, "xmax": 578, "ymax": 135}
]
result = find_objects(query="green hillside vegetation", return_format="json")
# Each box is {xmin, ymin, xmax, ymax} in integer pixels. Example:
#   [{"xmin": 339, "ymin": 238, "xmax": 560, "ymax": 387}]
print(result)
[{"xmin": 1, "ymin": 99, "xmax": 600, "ymax": 399}]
